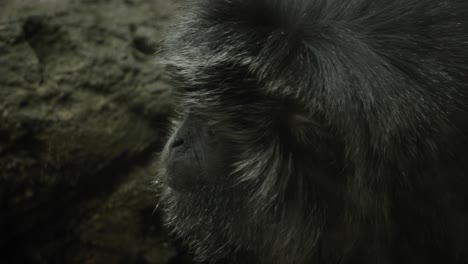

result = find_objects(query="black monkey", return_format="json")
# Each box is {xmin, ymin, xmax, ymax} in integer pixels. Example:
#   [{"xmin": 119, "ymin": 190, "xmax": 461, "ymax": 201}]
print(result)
[{"xmin": 159, "ymin": 0, "xmax": 468, "ymax": 263}]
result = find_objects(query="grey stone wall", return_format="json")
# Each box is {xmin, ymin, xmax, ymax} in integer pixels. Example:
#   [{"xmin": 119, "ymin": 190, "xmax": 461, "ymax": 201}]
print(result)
[{"xmin": 0, "ymin": 0, "xmax": 189, "ymax": 263}]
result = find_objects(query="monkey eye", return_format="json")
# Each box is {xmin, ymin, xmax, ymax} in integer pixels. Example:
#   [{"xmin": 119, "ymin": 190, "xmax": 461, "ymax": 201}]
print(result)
[
  {"xmin": 290, "ymin": 113, "xmax": 314, "ymax": 126},
  {"xmin": 289, "ymin": 113, "xmax": 322, "ymax": 128}
]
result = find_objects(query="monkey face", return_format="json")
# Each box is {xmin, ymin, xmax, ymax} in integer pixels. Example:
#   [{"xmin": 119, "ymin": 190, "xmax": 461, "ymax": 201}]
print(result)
[{"xmin": 159, "ymin": 66, "xmax": 347, "ymax": 262}]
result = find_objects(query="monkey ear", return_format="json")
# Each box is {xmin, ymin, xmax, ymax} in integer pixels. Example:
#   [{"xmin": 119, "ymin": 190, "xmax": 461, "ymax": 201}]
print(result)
[{"xmin": 289, "ymin": 111, "xmax": 335, "ymax": 140}]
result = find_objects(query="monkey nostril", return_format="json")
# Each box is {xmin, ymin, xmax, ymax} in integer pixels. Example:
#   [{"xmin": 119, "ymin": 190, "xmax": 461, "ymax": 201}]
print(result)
[{"xmin": 171, "ymin": 138, "xmax": 185, "ymax": 149}]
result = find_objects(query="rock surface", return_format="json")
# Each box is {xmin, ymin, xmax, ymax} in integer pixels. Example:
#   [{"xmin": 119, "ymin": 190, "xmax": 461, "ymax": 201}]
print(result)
[{"xmin": 0, "ymin": 0, "xmax": 189, "ymax": 263}]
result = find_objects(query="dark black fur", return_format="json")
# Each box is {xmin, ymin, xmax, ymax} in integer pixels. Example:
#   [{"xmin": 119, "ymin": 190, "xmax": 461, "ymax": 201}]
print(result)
[{"xmin": 159, "ymin": 0, "xmax": 468, "ymax": 263}]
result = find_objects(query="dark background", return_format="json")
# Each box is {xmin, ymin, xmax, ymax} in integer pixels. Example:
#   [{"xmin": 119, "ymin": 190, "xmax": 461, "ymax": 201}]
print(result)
[{"xmin": 0, "ymin": 0, "xmax": 192, "ymax": 263}]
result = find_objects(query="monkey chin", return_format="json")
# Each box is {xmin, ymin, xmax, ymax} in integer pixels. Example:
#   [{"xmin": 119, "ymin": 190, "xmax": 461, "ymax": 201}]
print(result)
[{"xmin": 159, "ymin": 184, "xmax": 252, "ymax": 263}]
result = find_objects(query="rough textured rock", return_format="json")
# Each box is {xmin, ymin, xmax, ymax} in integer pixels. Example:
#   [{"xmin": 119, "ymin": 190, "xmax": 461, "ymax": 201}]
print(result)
[{"xmin": 0, "ymin": 0, "xmax": 189, "ymax": 263}]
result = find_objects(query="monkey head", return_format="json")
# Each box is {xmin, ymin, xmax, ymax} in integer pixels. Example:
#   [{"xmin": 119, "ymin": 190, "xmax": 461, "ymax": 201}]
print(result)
[{"xmin": 158, "ymin": 1, "xmax": 468, "ymax": 263}]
